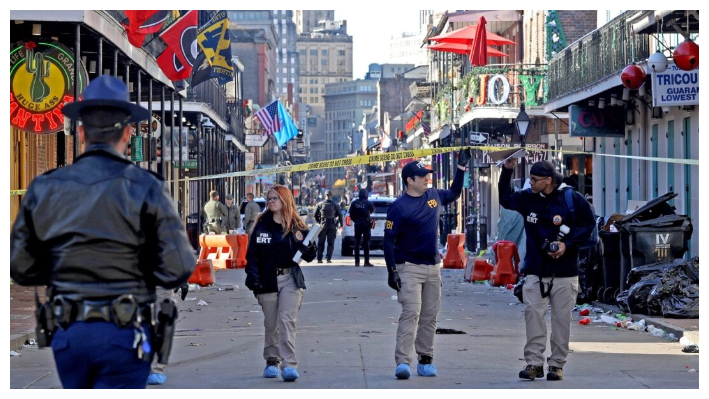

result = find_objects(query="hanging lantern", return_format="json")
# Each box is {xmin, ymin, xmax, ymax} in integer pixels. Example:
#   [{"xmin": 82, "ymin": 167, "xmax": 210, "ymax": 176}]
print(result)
[
  {"xmin": 673, "ymin": 38, "xmax": 699, "ymax": 71},
  {"xmin": 620, "ymin": 63, "xmax": 646, "ymax": 90},
  {"xmin": 647, "ymin": 51, "xmax": 669, "ymax": 73}
]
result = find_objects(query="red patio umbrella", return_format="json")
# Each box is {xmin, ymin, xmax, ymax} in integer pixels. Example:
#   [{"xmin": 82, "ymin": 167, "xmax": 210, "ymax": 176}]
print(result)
[
  {"xmin": 426, "ymin": 42, "xmax": 508, "ymax": 58},
  {"xmin": 469, "ymin": 16, "xmax": 488, "ymax": 66},
  {"xmin": 430, "ymin": 25, "xmax": 516, "ymax": 46}
]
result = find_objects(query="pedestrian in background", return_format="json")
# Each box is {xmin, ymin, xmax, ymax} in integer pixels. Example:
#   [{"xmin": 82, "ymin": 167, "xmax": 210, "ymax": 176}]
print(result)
[
  {"xmin": 222, "ymin": 193, "xmax": 241, "ymax": 233},
  {"xmin": 204, "ymin": 190, "xmax": 228, "ymax": 234},
  {"xmin": 383, "ymin": 149, "xmax": 470, "ymax": 379},
  {"xmin": 499, "ymin": 159, "xmax": 595, "ymax": 381},
  {"xmin": 243, "ymin": 193, "xmax": 261, "ymax": 234},
  {"xmin": 244, "ymin": 185, "xmax": 317, "ymax": 382},
  {"xmin": 348, "ymin": 188, "xmax": 375, "ymax": 267},
  {"xmin": 10, "ymin": 75, "xmax": 195, "ymax": 388},
  {"xmin": 314, "ymin": 190, "xmax": 343, "ymax": 263}
]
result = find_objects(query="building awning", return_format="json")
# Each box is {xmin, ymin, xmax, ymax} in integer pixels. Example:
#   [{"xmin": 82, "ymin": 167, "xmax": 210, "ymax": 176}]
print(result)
[
  {"xmin": 407, "ymin": 126, "xmax": 425, "ymax": 143},
  {"xmin": 230, "ymin": 136, "xmax": 248, "ymax": 152},
  {"xmin": 367, "ymin": 140, "xmax": 381, "ymax": 150},
  {"xmin": 427, "ymin": 124, "xmax": 451, "ymax": 142}
]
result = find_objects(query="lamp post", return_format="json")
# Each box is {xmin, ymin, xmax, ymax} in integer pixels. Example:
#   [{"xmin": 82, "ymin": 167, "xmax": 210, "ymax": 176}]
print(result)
[{"xmin": 515, "ymin": 104, "xmax": 530, "ymax": 185}]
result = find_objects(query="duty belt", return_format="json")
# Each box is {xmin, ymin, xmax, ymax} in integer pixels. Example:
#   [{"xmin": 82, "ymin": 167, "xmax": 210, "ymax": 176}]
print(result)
[
  {"xmin": 52, "ymin": 294, "xmax": 154, "ymax": 330},
  {"xmin": 276, "ymin": 268, "xmax": 291, "ymax": 276}
]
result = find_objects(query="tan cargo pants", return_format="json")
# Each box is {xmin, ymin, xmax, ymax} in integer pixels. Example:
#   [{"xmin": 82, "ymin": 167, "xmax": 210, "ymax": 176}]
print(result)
[
  {"xmin": 394, "ymin": 262, "xmax": 442, "ymax": 365},
  {"xmin": 522, "ymin": 275, "xmax": 579, "ymax": 368},
  {"xmin": 257, "ymin": 271, "xmax": 304, "ymax": 370}
]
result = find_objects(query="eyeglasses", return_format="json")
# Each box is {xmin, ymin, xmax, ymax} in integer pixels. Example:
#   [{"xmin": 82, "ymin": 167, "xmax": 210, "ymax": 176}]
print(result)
[
  {"xmin": 529, "ymin": 176, "xmax": 550, "ymax": 184},
  {"xmin": 266, "ymin": 196, "xmax": 280, "ymax": 203}
]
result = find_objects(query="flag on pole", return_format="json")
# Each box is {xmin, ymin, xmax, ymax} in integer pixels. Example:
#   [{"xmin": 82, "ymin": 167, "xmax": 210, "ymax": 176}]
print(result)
[
  {"xmin": 253, "ymin": 99, "xmax": 299, "ymax": 147},
  {"xmin": 192, "ymin": 10, "xmax": 233, "ymax": 86},
  {"xmin": 156, "ymin": 10, "xmax": 198, "ymax": 81},
  {"xmin": 121, "ymin": 10, "xmax": 170, "ymax": 48}
]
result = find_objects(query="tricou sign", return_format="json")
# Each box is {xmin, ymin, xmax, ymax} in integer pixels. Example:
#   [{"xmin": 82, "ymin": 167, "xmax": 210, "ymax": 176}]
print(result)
[{"xmin": 652, "ymin": 62, "xmax": 699, "ymax": 107}]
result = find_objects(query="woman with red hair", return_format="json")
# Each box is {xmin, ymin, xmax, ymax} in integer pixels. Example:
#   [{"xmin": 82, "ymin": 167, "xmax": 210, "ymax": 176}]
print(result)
[{"xmin": 244, "ymin": 185, "xmax": 317, "ymax": 382}]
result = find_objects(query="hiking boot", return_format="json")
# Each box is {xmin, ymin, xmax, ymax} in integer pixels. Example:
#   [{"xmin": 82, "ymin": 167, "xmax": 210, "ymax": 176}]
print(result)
[
  {"xmin": 395, "ymin": 363, "xmax": 411, "ymax": 379},
  {"xmin": 519, "ymin": 365, "xmax": 544, "ymax": 380},
  {"xmin": 263, "ymin": 359, "xmax": 280, "ymax": 378},
  {"xmin": 326, "ymin": 259, "xmax": 332, "ymax": 263},
  {"xmin": 547, "ymin": 366, "xmax": 563, "ymax": 380},
  {"xmin": 281, "ymin": 367, "xmax": 299, "ymax": 382},
  {"xmin": 417, "ymin": 355, "xmax": 437, "ymax": 376},
  {"xmin": 363, "ymin": 263, "xmax": 374, "ymax": 267},
  {"xmin": 317, "ymin": 260, "xmax": 323, "ymax": 264}
]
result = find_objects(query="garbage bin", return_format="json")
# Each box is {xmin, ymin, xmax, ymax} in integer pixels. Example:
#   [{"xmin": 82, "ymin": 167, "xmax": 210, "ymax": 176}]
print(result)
[
  {"xmin": 186, "ymin": 213, "xmax": 201, "ymax": 251},
  {"xmin": 466, "ymin": 216, "xmax": 477, "ymax": 252},
  {"xmin": 614, "ymin": 192, "xmax": 683, "ymax": 292},
  {"xmin": 599, "ymin": 230, "xmax": 621, "ymax": 304},
  {"xmin": 478, "ymin": 216, "xmax": 488, "ymax": 250},
  {"xmin": 626, "ymin": 214, "xmax": 692, "ymax": 272}
]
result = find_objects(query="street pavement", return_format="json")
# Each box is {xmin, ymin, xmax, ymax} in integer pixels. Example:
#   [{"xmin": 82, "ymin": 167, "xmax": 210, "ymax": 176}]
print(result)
[{"xmin": 9, "ymin": 236, "xmax": 700, "ymax": 390}]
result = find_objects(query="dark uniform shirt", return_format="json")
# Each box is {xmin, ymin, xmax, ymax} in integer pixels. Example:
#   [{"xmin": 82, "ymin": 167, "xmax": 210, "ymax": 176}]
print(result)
[
  {"xmin": 383, "ymin": 168, "xmax": 465, "ymax": 268},
  {"xmin": 348, "ymin": 198, "xmax": 375, "ymax": 225}
]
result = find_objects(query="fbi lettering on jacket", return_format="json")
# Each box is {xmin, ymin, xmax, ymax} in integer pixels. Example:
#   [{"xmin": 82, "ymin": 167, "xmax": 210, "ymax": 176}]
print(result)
[{"xmin": 256, "ymin": 233, "xmax": 272, "ymax": 244}]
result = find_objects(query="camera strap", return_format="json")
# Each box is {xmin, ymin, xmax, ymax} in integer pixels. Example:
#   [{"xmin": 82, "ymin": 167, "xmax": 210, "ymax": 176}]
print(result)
[{"xmin": 539, "ymin": 275, "xmax": 555, "ymax": 298}]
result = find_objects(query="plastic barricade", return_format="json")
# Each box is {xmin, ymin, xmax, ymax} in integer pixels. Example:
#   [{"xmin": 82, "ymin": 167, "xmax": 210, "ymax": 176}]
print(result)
[
  {"xmin": 443, "ymin": 234, "xmax": 466, "ymax": 269},
  {"xmin": 235, "ymin": 234, "xmax": 249, "ymax": 268},
  {"xmin": 464, "ymin": 258, "xmax": 494, "ymax": 282},
  {"xmin": 489, "ymin": 240, "xmax": 520, "ymax": 286},
  {"xmin": 198, "ymin": 234, "xmax": 241, "ymax": 270},
  {"xmin": 188, "ymin": 259, "xmax": 215, "ymax": 286}
]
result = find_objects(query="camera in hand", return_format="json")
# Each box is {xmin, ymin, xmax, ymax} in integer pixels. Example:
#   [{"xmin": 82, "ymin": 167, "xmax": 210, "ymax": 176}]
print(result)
[{"xmin": 542, "ymin": 240, "xmax": 559, "ymax": 253}]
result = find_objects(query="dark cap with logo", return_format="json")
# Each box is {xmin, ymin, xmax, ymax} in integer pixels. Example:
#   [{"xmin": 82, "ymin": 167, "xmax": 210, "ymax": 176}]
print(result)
[{"xmin": 401, "ymin": 161, "xmax": 434, "ymax": 186}]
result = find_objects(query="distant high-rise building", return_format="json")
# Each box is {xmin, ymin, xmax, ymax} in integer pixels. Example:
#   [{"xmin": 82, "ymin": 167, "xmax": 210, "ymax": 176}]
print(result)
[{"xmin": 295, "ymin": 10, "xmax": 335, "ymax": 34}]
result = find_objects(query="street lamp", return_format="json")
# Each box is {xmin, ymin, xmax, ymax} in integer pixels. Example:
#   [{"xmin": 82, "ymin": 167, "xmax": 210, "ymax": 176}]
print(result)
[{"xmin": 515, "ymin": 104, "xmax": 530, "ymax": 185}]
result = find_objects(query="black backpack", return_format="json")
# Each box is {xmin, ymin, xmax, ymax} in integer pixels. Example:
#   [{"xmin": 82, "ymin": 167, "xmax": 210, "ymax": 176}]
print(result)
[
  {"xmin": 564, "ymin": 189, "xmax": 600, "ymax": 248},
  {"xmin": 321, "ymin": 201, "xmax": 336, "ymax": 220}
]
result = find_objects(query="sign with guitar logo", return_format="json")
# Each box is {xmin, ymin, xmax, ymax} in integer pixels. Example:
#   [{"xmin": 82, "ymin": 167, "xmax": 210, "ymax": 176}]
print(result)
[{"xmin": 10, "ymin": 39, "xmax": 89, "ymax": 134}]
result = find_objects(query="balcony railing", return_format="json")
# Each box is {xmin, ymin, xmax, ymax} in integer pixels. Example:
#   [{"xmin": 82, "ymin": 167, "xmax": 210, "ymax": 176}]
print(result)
[
  {"xmin": 547, "ymin": 10, "xmax": 650, "ymax": 101},
  {"xmin": 431, "ymin": 64, "xmax": 548, "ymax": 128}
]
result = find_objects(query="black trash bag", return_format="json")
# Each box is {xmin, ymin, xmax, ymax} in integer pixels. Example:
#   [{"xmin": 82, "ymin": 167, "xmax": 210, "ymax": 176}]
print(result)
[
  {"xmin": 626, "ymin": 275, "xmax": 662, "ymax": 315},
  {"xmin": 681, "ymin": 256, "xmax": 699, "ymax": 283},
  {"xmin": 626, "ymin": 259, "xmax": 684, "ymax": 287},
  {"xmin": 646, "ymin": 285, "xmax": 664, "ymax": 316},
  {"xmin": 577, "ymin": 245, "xmax": 597, "ymax": 304},
  {"xmin": 615, "ymin": 289, "xmax": 630, "ymax": 313},
  {"xmin": 661, "ymin": 283, "xmax": 699, "ymax": 318}
]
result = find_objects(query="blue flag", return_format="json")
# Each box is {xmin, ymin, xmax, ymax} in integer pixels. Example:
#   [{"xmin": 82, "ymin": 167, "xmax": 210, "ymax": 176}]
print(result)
[{"xmin": 274, "ymin": 101, "xmax": 298, "ymax": 147}]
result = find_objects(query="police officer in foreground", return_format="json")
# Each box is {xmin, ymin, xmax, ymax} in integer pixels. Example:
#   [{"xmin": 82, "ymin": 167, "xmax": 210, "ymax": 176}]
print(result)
[
  {"xmin": 499, "ymin": 159, "xmax": 595, "ymax": 381},
  {"xmin": 383, "ymin": 149, "xmax": 470, "ymax": 379},
  {"xmin": 204, "ymin": 190, "xmax": 228, "ymax": 234},
  {"xmin": 9, "ymin": 75, "xmax": 196, "ymax": 389},
  {"xmin": 314, "ymin": 190, "xmax": 344, "ymax": 263},
  {"xmin": 348, "ymin": 188, "xmax": 375, "ymax": 267}
]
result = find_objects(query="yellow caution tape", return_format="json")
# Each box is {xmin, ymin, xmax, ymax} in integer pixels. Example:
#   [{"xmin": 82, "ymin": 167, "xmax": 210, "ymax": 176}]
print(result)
[{"xmin": 10, "ymin": 189, "xmax": 27, "ymax": 196}]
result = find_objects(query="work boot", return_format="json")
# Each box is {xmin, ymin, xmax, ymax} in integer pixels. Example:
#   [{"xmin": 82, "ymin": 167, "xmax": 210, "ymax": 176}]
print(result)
[
  {"xmin": 317, "ymin": 259, "xmax": 323, "ymax": 264},
  {"xmin": 417, "ymin": 355, "xmax": 437, "ymax": 377},
  {"xmin": 281, "ymin": 367, "xmax": 299, "ymax": 382},
  {"xmin": 354, "ymin": 262, "xmax": 360, "ymax": 267},
  {"xmin": 395, "ymin": 363, "xmax": 411, "ymax": 379},
  {"xmin": 326, "ymin": 259, "xmax": 332, "ymax": 263},
  {"xmin": 547, "ymin": 366, "xmax": 563, "ymax": 380},
  {"xmin": 363, "ymin": 262, "xmax": 374, "ymax": 267},
  {"xmin": 519, "ymin": 364, "xmax": 544, "ymax": 380},
  {"xmin": 263, "ymin": 358, "xmax": 280, "ymax": 378}
]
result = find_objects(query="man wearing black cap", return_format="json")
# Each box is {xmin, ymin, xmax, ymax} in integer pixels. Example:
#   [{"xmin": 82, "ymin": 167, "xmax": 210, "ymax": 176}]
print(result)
[
  {"xmin": 499, "ymin": 159, "xmax": 595, "ymax": 381},
  {"xmin": 348, "ymin": 188, "xmax": 375, "ymax": 267},
  {"xmin": 383, "ymin": 148, "xmax": 470, "ymax": 379},
  {"xmin": 10, "ymin": 75, "xmax": 196, "ymax": 388},
  {"xmin": 314, "ymin": 190, "xmax": 343, "ymax": 263}
]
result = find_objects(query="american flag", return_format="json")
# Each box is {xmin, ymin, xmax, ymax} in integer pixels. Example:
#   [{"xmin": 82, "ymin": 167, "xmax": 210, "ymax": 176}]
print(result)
[{"xmin": 254, "ymin": 99, "xmax": 281, "ymax": 136}]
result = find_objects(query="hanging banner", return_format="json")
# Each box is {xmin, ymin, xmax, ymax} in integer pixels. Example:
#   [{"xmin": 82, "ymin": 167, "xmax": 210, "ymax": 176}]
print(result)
[{"xmin": 10, "ymin": 39, "xmax": 89, "ymax": 134}]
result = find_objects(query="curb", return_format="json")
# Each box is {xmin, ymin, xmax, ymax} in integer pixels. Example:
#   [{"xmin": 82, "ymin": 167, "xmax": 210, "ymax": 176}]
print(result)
[{"xmin": 11, "ymin": 332, "xmax": 35, "ymax": 352}]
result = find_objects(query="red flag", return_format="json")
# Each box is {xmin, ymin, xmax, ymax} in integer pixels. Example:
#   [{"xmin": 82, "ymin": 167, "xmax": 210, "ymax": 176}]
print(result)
[
  {"xmin": 405, "ymin": 110, "xmax": 423, "ymax": 131},
  {"xmin": 156, "ymin": 10, "xmax": 198, "ymax": 81},
  {"xmin": 122, "ymin": 10, "xmax": 170, "ymax": 48}
]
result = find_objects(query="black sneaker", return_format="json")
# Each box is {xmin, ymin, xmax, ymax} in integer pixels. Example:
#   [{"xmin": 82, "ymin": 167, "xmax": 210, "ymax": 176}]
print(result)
[
  {"xmin": 363, "ymin": 263, "xmax": 374, "ymax": 267},
  {"xmin": 519, "ymin": 365, "xmax": 544, "ymax": 380},
  {"xmin": 354, "ymin": 263, "xmax": 360, "ymax": 267},
  {"xmin": 326, "ymin": 259, "xmax": 332, "ymax": 263},
  {"xmin": 317, "ymin": 260, "xmax": 323, "ymax": 264},
  {"xmin": 547, "ymin": 366, "xmax": 563, "ymax": 380}
]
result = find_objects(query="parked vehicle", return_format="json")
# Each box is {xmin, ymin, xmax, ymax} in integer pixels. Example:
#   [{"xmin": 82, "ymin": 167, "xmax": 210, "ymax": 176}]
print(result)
[{"xmin": 341, "ymin": 195, "xmax": 396, "ymax": 256}]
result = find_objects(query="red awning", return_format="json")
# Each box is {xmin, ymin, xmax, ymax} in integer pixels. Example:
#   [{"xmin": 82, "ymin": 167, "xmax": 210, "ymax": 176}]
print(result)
[
  {"xmin": 430, "ymin": 25, "xmax": 516, "ymax": 46},
  {"xmin": 426, "ymin": 42, "xmax": 508, "ymax": 58}
]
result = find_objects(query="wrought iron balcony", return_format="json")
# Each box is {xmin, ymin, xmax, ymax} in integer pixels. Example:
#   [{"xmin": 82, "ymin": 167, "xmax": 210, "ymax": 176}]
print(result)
[{"xmin": 547, "ymin": 10, "xmax": 650, "ymax": 102}]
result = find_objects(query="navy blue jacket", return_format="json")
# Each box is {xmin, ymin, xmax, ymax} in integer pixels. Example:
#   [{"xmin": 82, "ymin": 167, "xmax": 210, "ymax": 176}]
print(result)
[
  {"xmin": 348, "ymin": 198, "xmax": 375, "ymax": 225},
  {"xmin": 498, "ymin": 167, "xmax": 595, "ymax": 277},
  {"xmin": 383, "ymin": 168, "xmax": 464, "ymax": 269}
]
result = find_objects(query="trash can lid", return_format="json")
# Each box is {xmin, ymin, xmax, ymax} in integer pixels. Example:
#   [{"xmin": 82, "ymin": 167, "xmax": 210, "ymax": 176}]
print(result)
[{"xmin": 618, "ymin": 192, "xmax": 678, "ymax": 225}]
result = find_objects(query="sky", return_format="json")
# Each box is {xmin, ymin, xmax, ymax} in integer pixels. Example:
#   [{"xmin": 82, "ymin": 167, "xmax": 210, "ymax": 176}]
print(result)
[{"xmin": 334, "ymin": 9, "xmax": 423, "ymax": 80}]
